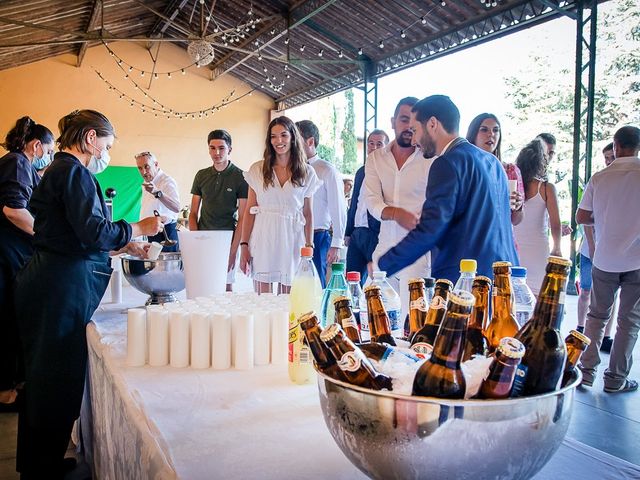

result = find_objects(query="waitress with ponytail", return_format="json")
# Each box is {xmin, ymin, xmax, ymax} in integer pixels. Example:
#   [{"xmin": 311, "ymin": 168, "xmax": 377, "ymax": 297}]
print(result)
[
  {"xmin": 0, "ymin": 117, "xmax": 54, "ymax": 411},
  {"xmin": 13, "ymin": 110, "xmax": 162, "ymax": 479}
]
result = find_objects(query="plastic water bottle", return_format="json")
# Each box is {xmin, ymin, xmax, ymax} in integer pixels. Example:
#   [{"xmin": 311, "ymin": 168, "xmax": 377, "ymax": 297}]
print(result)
[
  {"xmin": 289, "ymin": 247, "xmax": 323, "ymax": 384},
  {"xmin": 454, "ymin": 259, "xmax": 477, "ymax": 293},
  {"xmin": 512, "ymin": 266, "xmax": 535, "ymax": 328},
  {"xmin": 359, "ymin": 281, "xmax": 370, "ymax": 342},
  {"xmin": 346, "ymin": 271, "xmax": 364, "ymax": 327},
  {"xmin": 320, "ymin": 262, "xmax": 349, "ymax": 327},
  {"xmin": 369, "ymin": 271, "xmax": 402, "ymax": 337},
  {"xmin": 424, "ymin": 277, "xmax": 435, "ymax": 305}
]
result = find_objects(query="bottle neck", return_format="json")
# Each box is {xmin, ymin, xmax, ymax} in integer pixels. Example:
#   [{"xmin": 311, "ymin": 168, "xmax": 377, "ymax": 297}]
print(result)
[
  {"xmin": 492, "ymin": 273, "xmax": 514, "ymax": 319},
  {"xmin": 469, "ymin": 286, "xmax": 489, "ymax": 330},
  {"xmin": 532, "ymin": 272, "xmax": 568, "ymax": 330},
  {"xmin": 430, "ymin": 308, "xmax": 469, "ymax": 368}
]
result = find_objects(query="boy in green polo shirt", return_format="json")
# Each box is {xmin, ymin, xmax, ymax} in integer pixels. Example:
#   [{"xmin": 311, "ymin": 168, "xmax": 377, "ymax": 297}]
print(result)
[{"xmin": 189, "ymin": 129, "xmax": 248, "ymax": 290}]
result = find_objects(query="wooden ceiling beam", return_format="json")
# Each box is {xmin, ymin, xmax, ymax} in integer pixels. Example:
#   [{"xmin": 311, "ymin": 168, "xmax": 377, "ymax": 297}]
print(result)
[{"xmin": 76, "ymin": 0, "xmax": 102, "ymax": 67}]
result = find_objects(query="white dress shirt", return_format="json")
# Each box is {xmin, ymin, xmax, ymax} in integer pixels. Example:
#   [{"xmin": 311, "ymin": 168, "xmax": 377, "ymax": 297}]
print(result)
[
  {"xmin": 308, "ymin": 155, "xmax": 347, "ymax": 248},
  {"xmin": 354, "ymin": 183, "xmax": 369, "ymax": 228},
  {"xmin": 579, "ymin": 156, "xmax": 640, "ymax": 272},
  {"xmin": 139, "ymin": 169, "xmax": 180, "ymax": 222}
]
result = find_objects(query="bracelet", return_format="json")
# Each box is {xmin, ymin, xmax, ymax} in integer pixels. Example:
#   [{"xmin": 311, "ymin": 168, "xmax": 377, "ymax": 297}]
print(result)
[{"xmin": 240, "ymin": 242, "xmax": 249, "ymax": 247}]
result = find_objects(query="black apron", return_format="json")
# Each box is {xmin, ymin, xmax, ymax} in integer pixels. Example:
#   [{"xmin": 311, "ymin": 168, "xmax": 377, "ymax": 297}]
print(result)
[{"xmin": 14, "ymin": 249, "xmax": 111, "ymax": 475}]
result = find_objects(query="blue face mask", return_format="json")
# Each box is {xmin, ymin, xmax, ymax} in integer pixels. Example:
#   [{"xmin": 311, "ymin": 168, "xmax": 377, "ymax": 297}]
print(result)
[{"xmin": 33, "ymin": 152, "xmax": 52, "ymax": 170}]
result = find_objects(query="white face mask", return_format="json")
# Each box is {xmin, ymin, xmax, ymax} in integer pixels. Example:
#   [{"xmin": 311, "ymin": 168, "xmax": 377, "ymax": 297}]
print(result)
[{"xmin": 87, "ymin": 141, "xmax": 111, "ymax": 174}]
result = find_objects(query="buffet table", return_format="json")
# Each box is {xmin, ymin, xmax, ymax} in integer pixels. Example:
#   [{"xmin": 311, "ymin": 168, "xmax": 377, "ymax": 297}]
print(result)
[{"xmin": 81, "ymin": 286, "xmax": 640, "ymax": 480}]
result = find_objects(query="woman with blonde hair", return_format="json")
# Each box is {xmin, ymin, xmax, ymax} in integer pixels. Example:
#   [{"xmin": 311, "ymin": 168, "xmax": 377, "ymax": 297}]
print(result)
[{"xmin": 239, "ymin": 116, "xmax": 320, "ymax": 292}]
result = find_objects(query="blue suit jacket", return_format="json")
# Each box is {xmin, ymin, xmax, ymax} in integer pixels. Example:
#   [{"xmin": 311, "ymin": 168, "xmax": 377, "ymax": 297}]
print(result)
[
  {"xmin": 379, "ymin": 140, "xmax": 519, "ymax": 282},
  {"xmin": 345, "ymin": 165, "xmax": 380, "ymax": 237}
]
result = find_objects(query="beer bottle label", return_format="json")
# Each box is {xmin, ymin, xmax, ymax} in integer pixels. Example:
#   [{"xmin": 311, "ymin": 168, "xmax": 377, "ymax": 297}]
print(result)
[
  {"xmin": 430, "ymin": 296, "xmax": 446, "ymax": 310},
  {"xmin": 410, "ymin": 342, "xmax": 433, "ymax": 359},
  {"xmin": 410, "ymin": 297, "xmax": 428, "ymax": 312},
  {"xmin": 342, "ymin": 314, "xmax": 358, "ymax": 330},
  {"xmin": 337, "ymin": 350, "xmax": 364, "ymax": 372},
  {"xmin": 510, "ymin": 364, "xmax": 528, "ymax": 397}
]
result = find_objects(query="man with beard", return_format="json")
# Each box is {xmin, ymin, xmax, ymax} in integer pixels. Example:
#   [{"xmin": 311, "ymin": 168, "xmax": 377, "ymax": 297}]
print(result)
[
  {"xmin": 378, "ymin": 95, "xmax": 518, "ymax": 282},
  {"xmin": 364, "ymin": 97, "xmax": 433, "ymax": 324}
]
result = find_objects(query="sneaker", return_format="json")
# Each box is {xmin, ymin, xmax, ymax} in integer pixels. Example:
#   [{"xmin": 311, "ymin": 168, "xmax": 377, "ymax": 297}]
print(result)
[
  {"xmin": 604, "ymin": 379, "xmax": 639, "ymax": 394},
  {"xmin": 600, "ymin": 336, "xmax": 613, "ymax": 353}
]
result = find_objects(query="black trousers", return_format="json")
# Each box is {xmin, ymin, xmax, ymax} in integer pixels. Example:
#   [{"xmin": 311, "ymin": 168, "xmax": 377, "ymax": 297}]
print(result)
[{"xmin": 14, "ymin": 250, "xmax": 111, "ymax": 476}]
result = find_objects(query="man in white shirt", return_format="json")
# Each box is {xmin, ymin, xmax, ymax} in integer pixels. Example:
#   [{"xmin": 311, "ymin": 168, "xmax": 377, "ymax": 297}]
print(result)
[
  {"xmin": 364, "ymin": 97, "xmax": 433, "ymax": 321},
  {"xmin": 296, "ymin": 120, "xmax": 347, "ymax": 287},
  {"xmin": 135, "ymin": 151, "xmax": 181, "ymax": 251},
  {"xmin": 577, "ymin": 125, "xmax": 640, "ymax": 394}
]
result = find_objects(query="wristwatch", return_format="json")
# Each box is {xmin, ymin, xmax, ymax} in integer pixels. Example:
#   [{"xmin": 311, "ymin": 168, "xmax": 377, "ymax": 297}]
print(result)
[{"xmin": 154, "ymin": 191, "xmax": 163, "ymax": 199}]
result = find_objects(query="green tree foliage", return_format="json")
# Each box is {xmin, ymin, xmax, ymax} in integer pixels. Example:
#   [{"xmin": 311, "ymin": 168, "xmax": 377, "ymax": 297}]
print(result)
[{"xmin": 340, "ymin": 89, "xmax": 358, "ymax": 175}]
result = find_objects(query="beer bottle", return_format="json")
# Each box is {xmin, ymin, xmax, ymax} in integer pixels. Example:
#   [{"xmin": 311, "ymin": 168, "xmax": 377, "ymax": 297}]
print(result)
[
  {"xmin": 479, "ymin": 337, "xmax": 525, "ymax": 399},
  {"xmin": 298, "ymin": 312, "xmax": 347, "ymax": 382},
  {"xmin": 515, "ymin": 256, "xmax": 572, "ymax": 395},
  {"xmin": 333, "ymin": 296, "xmax": 361, "ymax": 344},
  {"xmin": 463, "ymin": 276, "xmax": 491, "ymax": 361},
  {"xmin": 485, "ymin": 262, "xmax": 519, "ymax": 351},
  {"xmin": 412, "ymin": 290, "xmax": 475, "ymax": 399},
  {"xmin": 407, "ymin": 278, "xmax": 429, "ymax": 339},
  {"xmin": 364, "ymin": 285, "xmax": 396, "ymax": 346},
  {"xmin": 320, "ymin": 323, "xmax": 393, "ymax": 390},
  {"xmin": 410, "ymin": 279, "xmax": 453, "ymax": 355},
  {"xmin": 562, "ymin": 329, "xmax": 591, "ymax": 386}
]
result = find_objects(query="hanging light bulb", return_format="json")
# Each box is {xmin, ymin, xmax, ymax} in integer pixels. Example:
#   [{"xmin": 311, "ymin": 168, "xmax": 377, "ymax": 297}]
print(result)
[
  {"xmin": 400, "ymin": 30, "xmax": 406, "ymax": 38},
  {"xmin": 318, "ymin": 49, "xmax": 323, "ymax": 57},
  {"xmin": 421, "ymin": 16, "xmax": 427, "ymax": 24},
  {"xmin": 358, "ymin": 47, "xmax": 363, "ymax": 55},
  {"xmin": 338, "ymin": 49, "xmax": 343, "ymax": 58},
  {"xmin": 379, "ymin": 40, "xmax": 384, "ymax": 49}
]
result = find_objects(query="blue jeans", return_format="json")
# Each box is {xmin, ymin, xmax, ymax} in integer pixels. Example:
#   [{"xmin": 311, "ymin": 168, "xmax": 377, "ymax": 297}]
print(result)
[
  {"xmin": 148, "ymin": 221, "xmax": 179, "ymax": 252},
  {"xmin": 579, "ymin": 253, "xmax": 593, "ymax": 290},
  {"xmin": 313, "ymin": 230, "xmax": 332, "ymax": 288}
]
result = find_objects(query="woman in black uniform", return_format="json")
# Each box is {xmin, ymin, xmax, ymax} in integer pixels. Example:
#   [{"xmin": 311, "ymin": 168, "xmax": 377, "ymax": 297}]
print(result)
[
  {"xmin": 0, "ymin": 117, "xmax": 54, "ymax": 410},
  {"xmin": 13, "ymin": 110, "xmax": 162, "ymax": 479}
]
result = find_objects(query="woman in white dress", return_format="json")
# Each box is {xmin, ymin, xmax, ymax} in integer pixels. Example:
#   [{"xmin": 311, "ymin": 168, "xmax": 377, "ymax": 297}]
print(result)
[
  {"xmin": 239, "ymin": 116, "xmax": 320, "ymax": 292},
  {"xmin": 513, "ymin": 138, "xmax": 562, "ymax": 295}
]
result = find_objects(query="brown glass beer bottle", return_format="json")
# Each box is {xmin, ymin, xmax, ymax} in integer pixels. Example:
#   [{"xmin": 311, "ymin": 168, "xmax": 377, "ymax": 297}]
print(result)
[
  {"xmin": 410, "ymin": 279, "xmax": 453, "ymax": 355},
  {"xmin": 562, "ymin": 329, "xmax": 591, "ymax": 386},
  {"xmin": 485, "ymin": 262, "xmax": 519, "ymax": 351},
  {"xmin": 463, "ymin": 275, "xmax": 491, "ymax": 361},
  {"xmin": 479, "ymin": 337, "xmax": 525, "ymax": 399},
  {"xmin": 407, "ymin": 278, "xmax": 428, "ymax": 339},
  {"xmin": 333, "ymin": 296, "xmax": 361, "ymax": 344},
  {"xmin": 364, "ymin": 285, "xmax": 396, "ymax": 346},
  {"xmin": 298, "ymin": 312, "xmax": 348, "ymax": 381}
]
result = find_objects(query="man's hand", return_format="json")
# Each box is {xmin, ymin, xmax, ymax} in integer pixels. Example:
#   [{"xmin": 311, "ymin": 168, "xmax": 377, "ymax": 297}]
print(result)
[
  {"xmin": 326, "ymin": 246, "xmax": 341, "ymax": 265},
  {"xmin": 126, "ymin": 242, "xmax": 151, "ymax": 258},
  {"xmin": 393, "ymin": 207, "xmax": 420, "ymax": 231},
  {"xmin": 142, "ymin": 182, "xmax": 156, "ymax": 194}
]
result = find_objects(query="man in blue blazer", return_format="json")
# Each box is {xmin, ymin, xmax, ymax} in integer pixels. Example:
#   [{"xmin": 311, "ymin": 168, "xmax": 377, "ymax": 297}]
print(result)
[{"xmin": 379, "ymin": 95, "xmax": 519, "ymax": 283}]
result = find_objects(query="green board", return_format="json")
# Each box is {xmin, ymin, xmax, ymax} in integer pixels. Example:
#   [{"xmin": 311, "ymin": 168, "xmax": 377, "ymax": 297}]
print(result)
[{"xmin": 95, "ymin": 166, "xmax": 142, "ymax": 223}]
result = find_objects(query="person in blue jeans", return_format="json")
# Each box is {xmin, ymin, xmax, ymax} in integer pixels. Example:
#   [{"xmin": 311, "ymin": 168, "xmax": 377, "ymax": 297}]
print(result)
[{"xmin": 345, "ymin": 129, "xmax": 388, "ymax": 284}]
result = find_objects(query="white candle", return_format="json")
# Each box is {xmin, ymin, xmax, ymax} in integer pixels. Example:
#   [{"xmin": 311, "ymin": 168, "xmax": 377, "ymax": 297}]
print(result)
[
  {"xmin": 232, "ymin": 312, "xmax": 254, "ymax": 370},
  {"xmin": 111, "ymin": 270, "xmax": 122, "ymax": 304},
  {"xmin": 169, "ymin": 310, "xmax": 190, "ymax": 368},
  {"xmin": 190, "ymin": 311, "xmax": 211, "ymax": 369},
  {"xmin": 270, "ymin": 310, "xmax": 289, "ymax": 365},
  {"xmin": 148, "ymin": 308, "xmax": 169, "ymax": 367},
  {"xmin": 211, "ymin": 312, "xmax": 231, "ymax": 370},
  {"xmin": 126, "ymin": 308, "xmax": 146, "ymax": 367},
  {"xmin": 253, "ymin": 310, "xmax": 271, "ymax": 366}
]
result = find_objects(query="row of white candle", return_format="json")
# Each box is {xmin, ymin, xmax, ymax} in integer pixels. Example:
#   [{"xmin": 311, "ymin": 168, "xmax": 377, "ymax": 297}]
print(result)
[{"xmin": 126, "ymin": 293, "xmax": 291, "ymax": 370}]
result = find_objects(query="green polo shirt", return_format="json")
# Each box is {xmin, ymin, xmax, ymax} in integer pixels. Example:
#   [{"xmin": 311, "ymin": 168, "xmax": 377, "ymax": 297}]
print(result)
[{"xmin": 191, "ymin": 162, "xmax": 248, "ymax": 230}]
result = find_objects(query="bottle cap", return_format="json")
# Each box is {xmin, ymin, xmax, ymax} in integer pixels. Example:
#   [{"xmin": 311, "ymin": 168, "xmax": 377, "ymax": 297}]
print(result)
[
  {"xmin": 372, "ymin": 270, "xmax": 386, "ymax": 279},
  {"xmin": 333, "ymin": 295, "xmax": 351, "ymax": 305},
  {"xmin": 492, "ymin": 261, "xmax": 512, "ymax": 269},
  {"xmin": 473, "ymin": 275, "xmax": 492, "ymax": 286},
  {"xmin": 408, "ymin": 278, "xmax": 425, "ymax": 286},
  {"xmin": 459, "ymin": 259, "xmax": 477, "ymax": 273},
  {"xmin": 435, "ymin": 278, "xmax": 454, "ymax": 289},
  {"xmin": 423, "ymin": 277, "xmax": 435, "ymax": 288},
  {"xmin": 346, "ymin": 271, "xmax": 360, "ymax": 282},
  {"xmin": 300, "ymin": 246, "xmax": 313, "ymax": 257},
  {"xmin": 497, "ymin": 337, "xmax": 525, "ymax": 359},
  {"xmin": 448, "ymin": 289, "xmax": 476, "ymax": 307},
  {"xmin": 511, "ymin": 267, "xmax": 527, "ymax": 278},
  {"xmin": 319, "ymin": 323, "xmax": 341, "ymax": 342},
  {"xmin": 548, "ymin": 256, "xmax": 572, "ymax": 267},
  {"xmin": 298, "ymin": 311, "xmax": 317, "ymax": 328},
  {"xmin": 568, "ymin": 329, "xmax": 591, "ymax": 346},
  {"xmin": 331, "ymin": 262, "xmax": 346, "ymax": 272},
  {"xmin": 363, "ymin": 284, "xmax": 381, "ymax": 294}
]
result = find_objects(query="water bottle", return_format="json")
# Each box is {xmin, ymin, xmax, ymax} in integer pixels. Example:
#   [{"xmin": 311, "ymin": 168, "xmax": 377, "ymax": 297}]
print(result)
[
  {"xmin": 346, "ymin": 271, "xmax": 364, "ymax": 327},
  {"xmin": 359, "ymin": 281, "xmax": 370, "ymax": 342},
  {"xmin": 454, "ymin": 259, "xmax": 477, "ymax": 293},
  {"xmin": 424, "ymin": 277, "xmax": 435, "ymax": 304},
  {"xmin": 511, "ymin": 266, "xmax": 535, "ymax": 328},
  {"xmin": 320, "ymin": 262, "xmax": 349, "ymax": 327},
  {"xmin": 370, "ymin": 271, "xmax": 402, "ymax": 337}
]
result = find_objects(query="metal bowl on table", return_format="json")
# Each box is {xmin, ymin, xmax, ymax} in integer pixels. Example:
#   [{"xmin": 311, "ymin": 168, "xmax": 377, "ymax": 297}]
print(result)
[
  {"xmin": 121, "ymin": 253, "xmax": 185, "ymax": 305},
  {"xmin": 316, "ymin": 369, "xmax": 581, "ymax": 480}
]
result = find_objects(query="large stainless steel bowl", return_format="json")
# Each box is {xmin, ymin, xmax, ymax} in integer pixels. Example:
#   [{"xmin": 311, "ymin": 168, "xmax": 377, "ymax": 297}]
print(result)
[
  {"xmin": 317, "ymin": 369, "xmax": 581, "ymax": 480},
  {"xmin": 121, "ymin": 253, "xmax": 185, "ymax": 305}
]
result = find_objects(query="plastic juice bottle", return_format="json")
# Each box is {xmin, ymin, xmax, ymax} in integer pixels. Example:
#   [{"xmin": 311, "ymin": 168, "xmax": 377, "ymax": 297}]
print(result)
[{"xmin": 289, "ymin": 247, "xmax": 323, "ymax": 384}]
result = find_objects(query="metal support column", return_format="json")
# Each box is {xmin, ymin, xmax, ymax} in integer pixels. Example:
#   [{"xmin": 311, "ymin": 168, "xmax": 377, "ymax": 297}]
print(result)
[
  {"xmin": 362, "ymin": 58, "xmax": 377, "ymax": 162},
  {"xmin": 568, "ymin": 0, "xmax": 598, "ymax": 295}
]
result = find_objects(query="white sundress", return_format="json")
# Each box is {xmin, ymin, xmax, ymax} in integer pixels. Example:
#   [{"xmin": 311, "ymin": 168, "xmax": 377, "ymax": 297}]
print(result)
[{"xmin": 243, "ymin": 161, "xmax": 321, "ymax": 285}]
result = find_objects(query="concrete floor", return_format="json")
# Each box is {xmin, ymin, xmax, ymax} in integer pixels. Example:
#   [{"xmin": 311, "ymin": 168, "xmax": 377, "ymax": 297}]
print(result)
[{"xmin": 1, "ymin": 292, "xmax": 638, "ymax": 479}]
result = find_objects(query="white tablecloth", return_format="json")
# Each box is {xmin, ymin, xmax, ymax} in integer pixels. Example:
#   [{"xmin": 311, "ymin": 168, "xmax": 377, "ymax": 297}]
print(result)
[{"xmin": 82, "ymin": 286, "xmax": 640, "ymax": 480}]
